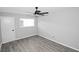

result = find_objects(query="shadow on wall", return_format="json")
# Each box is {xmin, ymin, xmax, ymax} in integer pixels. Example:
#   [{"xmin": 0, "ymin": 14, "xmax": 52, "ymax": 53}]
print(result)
[{"xmin": 38, "ymin": 7, "xmax": 79, "ymax": 51}]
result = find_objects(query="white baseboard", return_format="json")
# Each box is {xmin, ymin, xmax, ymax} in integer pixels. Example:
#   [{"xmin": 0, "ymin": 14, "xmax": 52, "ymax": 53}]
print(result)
[
  {"xmin": 16, "ymin": 34, "xmax": 37, "ymax": 40},
  {"xmin": 2, "ymin": 34, "xmax": 37, "ymax": 44},
  {"xmin": 39, "ymin": 34, "xmax": 79, "ymax": 51}
]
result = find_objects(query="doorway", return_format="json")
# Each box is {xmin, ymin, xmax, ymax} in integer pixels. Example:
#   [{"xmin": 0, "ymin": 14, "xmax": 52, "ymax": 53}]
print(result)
[{"xmin": 1, "ymin": 16, "xmax": 16, "ymax": 43}]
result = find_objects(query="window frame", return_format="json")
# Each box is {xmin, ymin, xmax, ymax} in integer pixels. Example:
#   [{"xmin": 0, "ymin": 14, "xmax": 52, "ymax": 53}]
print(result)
[{"xmin": 19, "ymin": 18, "xmax": 35, "ymax": 27}]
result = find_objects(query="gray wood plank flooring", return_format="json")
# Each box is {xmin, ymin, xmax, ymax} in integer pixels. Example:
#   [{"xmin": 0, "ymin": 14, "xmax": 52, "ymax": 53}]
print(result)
[{"xmin": 1, "ymin": 35, "xmax": 78, "ymax": 52}]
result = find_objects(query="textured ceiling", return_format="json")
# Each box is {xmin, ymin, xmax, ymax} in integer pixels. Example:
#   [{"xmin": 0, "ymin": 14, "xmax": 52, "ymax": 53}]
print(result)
[
  {"xmin": 0, "ymin": 7, "xmax": 34, "ymax": 14},
  {"xmin": 0, "ymin": 7, "xmax": 75, "ymax": 14}
]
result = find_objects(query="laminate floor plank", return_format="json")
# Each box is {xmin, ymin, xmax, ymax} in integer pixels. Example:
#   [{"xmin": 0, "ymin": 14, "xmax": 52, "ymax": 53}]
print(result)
[{"xmin": 1, "ymin": 35, "xmax": 78, "ymax": 52}]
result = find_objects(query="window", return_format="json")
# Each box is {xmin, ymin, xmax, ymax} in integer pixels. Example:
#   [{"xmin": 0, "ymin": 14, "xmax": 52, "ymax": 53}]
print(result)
[{"xmin": 20, "ymin": 18, "xmax": 34, "ymax": 27}]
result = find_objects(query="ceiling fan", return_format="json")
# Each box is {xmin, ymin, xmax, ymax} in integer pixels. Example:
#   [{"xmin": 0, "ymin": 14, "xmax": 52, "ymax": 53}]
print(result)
[
  {"xmin": 25, "ymin": 7, "xmax": 49, "ymax": 16},
  {"xmin": 34, "ymin": 7, "xmax": 49, "ymax": 16}
]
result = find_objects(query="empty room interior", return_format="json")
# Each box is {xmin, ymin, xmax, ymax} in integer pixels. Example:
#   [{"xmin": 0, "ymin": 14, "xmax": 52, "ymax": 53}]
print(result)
[{"xmin": 0, "ymin": 7, "xmax": 79, "ymax": 52}]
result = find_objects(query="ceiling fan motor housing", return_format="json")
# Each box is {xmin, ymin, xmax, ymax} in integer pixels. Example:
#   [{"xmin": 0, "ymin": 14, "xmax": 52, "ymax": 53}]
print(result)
[{"xmin": 35, "ymin": 10, "xmax": 41, "ymax": 14}]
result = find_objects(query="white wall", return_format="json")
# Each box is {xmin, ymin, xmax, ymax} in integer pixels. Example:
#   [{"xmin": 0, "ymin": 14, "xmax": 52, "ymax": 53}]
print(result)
[
  {"xmin": 0, "ymin": 20, "xmax": 2, "ymax": 44},
  {"xmin": 0, "ymin": 19, "xmax": 2, "ymax": 43},
  {"xmin": 0, "ymin": 12, "xmax": 37, "ymax": 43},
  {"xmin": 0, "ymin": 19, "xmax": 2, "ymax": 50},
  {"xmin": 38, "ymin": 7, "xmax": 79, "ymax": 51}
]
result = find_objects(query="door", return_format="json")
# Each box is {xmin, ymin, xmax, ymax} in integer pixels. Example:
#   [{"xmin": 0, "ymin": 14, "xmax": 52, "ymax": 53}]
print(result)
[{"xmin": 1, "ymin": 16, "xmax": 16, "ymax": 43}]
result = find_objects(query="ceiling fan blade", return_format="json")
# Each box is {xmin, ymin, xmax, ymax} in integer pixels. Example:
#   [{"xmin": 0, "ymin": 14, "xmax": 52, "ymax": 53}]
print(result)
[
  {"xmin": 40, "ymin": 12, "xmax": 48, "ymax": 14},
  {"xmin": 22, "ymin": 7, "xmax": 49, "ymax": 16},
  {"xmin": 22, "ymin": 12, "xmax": 33, "ymax": 15}
]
